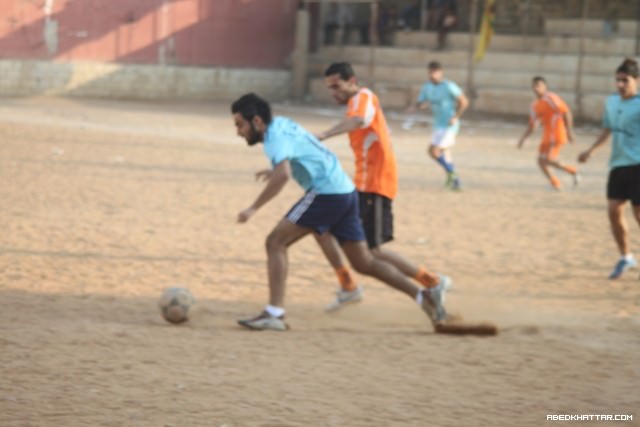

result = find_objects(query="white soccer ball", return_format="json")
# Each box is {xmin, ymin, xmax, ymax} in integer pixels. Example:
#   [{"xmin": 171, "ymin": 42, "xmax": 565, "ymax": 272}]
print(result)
[{"xmin": 158, "ymin": 287, "xmax": 195, "ymax": 324}]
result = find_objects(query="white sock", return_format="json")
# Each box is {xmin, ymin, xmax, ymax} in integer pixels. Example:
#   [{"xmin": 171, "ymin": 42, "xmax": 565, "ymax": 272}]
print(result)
[
  {"xmin": 622, "ymin": 253, "xmax": 634, "ymax": 261},
  {"xmin": 265, "ymin": 305, "xmax": 285, "ymax": 317},
  {"xmin": 415, "ymin": 290, "xmax": 424, "ymax": 306}
]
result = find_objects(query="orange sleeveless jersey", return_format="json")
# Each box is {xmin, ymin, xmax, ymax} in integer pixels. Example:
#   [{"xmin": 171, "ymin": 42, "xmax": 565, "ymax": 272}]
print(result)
[
  {"xmin": 529, "ymin": 92, "xmax": 570, "ymax": 145},
  {"xmin": 346, "ymin": 88, "xmax": 398, "ymax": 200}
]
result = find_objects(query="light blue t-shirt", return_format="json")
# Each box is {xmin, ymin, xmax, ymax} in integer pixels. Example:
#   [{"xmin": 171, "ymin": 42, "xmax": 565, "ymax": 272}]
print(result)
[
  {"xmin": 263, "ymin": 117, "xmax": 355, "ymax": 195},
  {"xmin": 602, "ymin": 94, "xmax": 640, "ymax": 169},
  {"xmin": 417, "ymin": 80, "xmax": 463, "ymax": 132}
]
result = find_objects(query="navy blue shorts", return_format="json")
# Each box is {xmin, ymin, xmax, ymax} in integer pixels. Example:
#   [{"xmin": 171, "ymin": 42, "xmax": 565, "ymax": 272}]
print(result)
[{"xmin": 286, "ymin": 191, "xmax": 366, "ymax": 243}]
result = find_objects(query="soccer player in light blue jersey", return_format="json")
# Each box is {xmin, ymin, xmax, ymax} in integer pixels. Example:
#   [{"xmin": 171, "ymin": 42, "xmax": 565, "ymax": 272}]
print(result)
[
  {"xmin": 407, "ymin": 61, "xmax": 469, "ymax": 190},
  {"xmin": 578, "ymin": 58, "xmax": 640, "ymax": 280},
  {"xmin": 231, "ymin": 93, "xmax": 448, "ymax": 331}
]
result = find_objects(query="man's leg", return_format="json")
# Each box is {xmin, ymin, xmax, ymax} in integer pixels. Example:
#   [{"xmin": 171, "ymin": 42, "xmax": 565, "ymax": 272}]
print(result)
[
  {"xmin": 547, "ymin": 145, "xmax": 580, "ymax": 185},
  {"xmin": 633, "ymin": 205, "xmax": 640, "ymax": 280},
  {"xmin": 265, "ymin": 218, "xmax": 311, "ymax": 306},
  {"xmin": 238, "ymin": 218, "xmax": 310, "ymax": 330},
  {"xmin": 633, "ymin": 204, "xmax": 640, "ymax": 229},
  {"xmin": 360, "ymin": 192, "xmax": 447, "ymax": 289},
  {"xmin": 429, "ymin": 131, "xmax": 460, "ymax": 189},
  {"xmin": 428, "ymin": 144, "xmax": 441, "ymax": 161},
  {"xmin": 340, "ymin": 240, "xmax": 448, "ymax": 324},
  {"xmin": 314, "ymin": 232, "xmax": 363, "ymax": 311},
  {"xmin": 547, "ymin": 158, "xmax": 580, "ymax": 187},
  {"xmin": 314, "ymin": 232, "xmax": 358, "ymax": 290},
  {"xmin": 430, "ymin": 145, "xmax": 455, "ymax": 175},
  {"xmin": 547, "ymin": 158, "xmax": 578, "ymax": 176},
  {"xmin": 340, "ymin": 241, "xmax": 418, "ymax": 298},
  {"xmin": 607, "ymin": 199, "xmax": 637, "ymax": 279},
  {"xmin": 372, "ymin": 247, "xmax": 441, "ymax": 288},
  {"xmin": 538, "ymin": 156, "xmax": 561, "ymax": 190},
  {"xmin": 609, "ymin": 199, "xmax": 629, "ymax": 256}
]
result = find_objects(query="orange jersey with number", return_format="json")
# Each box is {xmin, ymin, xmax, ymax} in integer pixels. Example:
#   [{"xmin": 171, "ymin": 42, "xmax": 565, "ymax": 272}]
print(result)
[
  {"xmin": 346, "ymin": 88, "xmax": 398, "ymax": 200},
  {"xmin": 529, "ymin": 92, "xmax": 570, "ymax": 145}
]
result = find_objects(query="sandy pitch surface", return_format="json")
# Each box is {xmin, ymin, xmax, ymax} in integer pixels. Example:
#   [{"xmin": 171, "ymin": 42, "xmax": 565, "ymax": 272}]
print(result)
[{"xmin": 1, "ymin": 97, "xmax": 638, "ymax": 427}]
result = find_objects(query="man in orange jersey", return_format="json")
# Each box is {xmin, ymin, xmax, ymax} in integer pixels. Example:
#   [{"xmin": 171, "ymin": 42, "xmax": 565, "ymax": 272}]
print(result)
[
  {"xmin": 517, "ymin": 76, "xmax": 580, "ymax": 190},
  {"xmin": 314, "ymin": 62, "xmax": 451, "ymax": 311}
]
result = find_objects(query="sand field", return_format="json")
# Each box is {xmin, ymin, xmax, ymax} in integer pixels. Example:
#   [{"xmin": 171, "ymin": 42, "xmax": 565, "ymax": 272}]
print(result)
[{"xmin": 0, "ymin": 97, "xmax": 638, "ymax": 427}]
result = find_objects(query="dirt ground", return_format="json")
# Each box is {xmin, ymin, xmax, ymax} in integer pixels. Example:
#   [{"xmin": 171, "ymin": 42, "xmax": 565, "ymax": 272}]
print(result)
[{"xmin": 0, "ymin": 97, "xmax": 638, "ymax": 427}]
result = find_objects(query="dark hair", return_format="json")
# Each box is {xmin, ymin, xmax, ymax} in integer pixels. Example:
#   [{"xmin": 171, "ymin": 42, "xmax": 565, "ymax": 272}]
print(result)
[
  {"xmin": 231, "ymin": 93, "xmax": 272, "ymax": 125},
  {"xmin": 616, "ymin": 58, "xmax": 639, "ymax": 78},
  {"xmin": 532, "ymin": 76, "xmax": 546, "ymax": 84},
  {"xmin": 428, "ymin": 61, "xmax": 442, "ymax": 70},
  {"xmin": 324, "ymin": 62, "xmax": 355, "ymax": 80}
]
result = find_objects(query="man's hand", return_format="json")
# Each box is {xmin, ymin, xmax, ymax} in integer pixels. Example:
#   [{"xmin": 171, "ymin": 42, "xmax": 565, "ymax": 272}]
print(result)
[
  {"xmin": 448, "ymin": 116, "xmax": 459, "ymax": 126},
  {"xmin": 255, "ymin": 169, "xmax": 273, "ymax": 182},
  {"xmin": 577, "ymin": 150, "xmax": 591, "ymax": 163},
  {"xmin": 237, "ymin": 207, "xmax": 256, "ymax": 223}
]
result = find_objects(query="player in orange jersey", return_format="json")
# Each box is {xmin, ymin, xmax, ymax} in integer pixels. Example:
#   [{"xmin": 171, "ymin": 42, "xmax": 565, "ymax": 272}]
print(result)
[
  {"xmin": 517, "ymin": 76, "xmax": 580, "ymax": 190},
  {"xmin": 314, "ymin": 62, "xmax": 451, "ymax": 311}
]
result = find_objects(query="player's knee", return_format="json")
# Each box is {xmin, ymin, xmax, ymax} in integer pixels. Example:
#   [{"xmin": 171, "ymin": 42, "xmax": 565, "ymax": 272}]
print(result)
[
  {"xmin": 351, "ymin": 259, "xmax": 372, "ymax": 275},
  {"xmin": 608, "ymin": 207, "xmax": 624, "ymax": 224},
  {"xmin": 349, "ymin": 252, "xmax": 375, "ymax": 275},
  {"xmin": 265, "ymin": 231, "xmax": 285, "ymax": 252},
  {"xmin": 370, "ymin": 246, "xmax": 382, "ymax": 258}
]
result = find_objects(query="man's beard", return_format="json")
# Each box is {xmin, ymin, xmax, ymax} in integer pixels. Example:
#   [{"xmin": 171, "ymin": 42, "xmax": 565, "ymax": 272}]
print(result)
[{"xmin": 246, "ymin": 122, "xmax": 263, "ymax": 146}]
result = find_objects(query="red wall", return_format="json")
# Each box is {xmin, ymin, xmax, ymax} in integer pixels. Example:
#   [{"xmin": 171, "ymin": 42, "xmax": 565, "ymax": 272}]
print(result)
[{"xmin": 0, "ymin": 0, "xmax": 297, "ymax": 68}]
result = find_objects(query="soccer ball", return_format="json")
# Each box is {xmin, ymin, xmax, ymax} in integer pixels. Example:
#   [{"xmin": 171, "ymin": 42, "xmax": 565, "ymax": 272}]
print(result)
[{"xmin": 158, "ymin": 287, "xmax": 195, "ymax": 324}]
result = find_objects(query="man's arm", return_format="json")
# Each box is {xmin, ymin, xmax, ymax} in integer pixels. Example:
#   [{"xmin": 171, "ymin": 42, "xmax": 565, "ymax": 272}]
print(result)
[
  {"xmin": 406, "ymin": 99, "xmax": 429, "ymax": 114},
  {"xmin": 406, "ymin": 85, "xmax": 429, "ymax": 113},
  {"xmin": 449, "ymin": 93, "xmax": 469, "ymax": 125},
  {"xmin": 578, "ymin": 128, "xmax": 611, "ymax": 163},
  {"xmin": 406, "ymin": 102, "xmax": 428, "ymax": 114},
  {"xmin": 563, "ymin": 109, "xmax": 575, "ymax": 143},
  {"xmin": 316, "ymin": 116, "xmax": 364, "ymax": 141},
  {"xmin": 517, "ymin": 121, "xmax": 536, "ymax": 149},
  {"xmin": 237, "ymin": 160, "xmax": 291, "ymax": 223}
]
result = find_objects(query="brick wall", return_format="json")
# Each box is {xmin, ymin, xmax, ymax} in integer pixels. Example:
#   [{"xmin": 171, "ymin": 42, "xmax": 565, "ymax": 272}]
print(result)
[{"xmin": 0, "ymin": 0, "xmax": 297, "ymax": 68}]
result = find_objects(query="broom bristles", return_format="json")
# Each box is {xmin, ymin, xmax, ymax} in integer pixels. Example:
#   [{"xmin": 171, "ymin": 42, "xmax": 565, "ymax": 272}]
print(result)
[{"xmin": 434, "ymin": 320, "xmax": 499, "ymax": 336}]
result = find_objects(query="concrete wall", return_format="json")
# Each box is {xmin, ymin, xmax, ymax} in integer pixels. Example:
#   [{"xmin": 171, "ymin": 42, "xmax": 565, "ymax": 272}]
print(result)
[
  {"xmin": 307, "ymin": 45, "xmax": 639, "ymax": 121},
  {"xmin": 455, "ymin": 0, "xmax": 640, "ymax": 34},
  {"xmin": 394, "ymin": 32, "xmax": 637, "ymax": 56},
  {"xmin": 0, "ymin": 0, "xmax": 296, "ymax": 68},
  {"xmin": 0, "ymin": 60, "xmax": 292, "ymax": 101}
]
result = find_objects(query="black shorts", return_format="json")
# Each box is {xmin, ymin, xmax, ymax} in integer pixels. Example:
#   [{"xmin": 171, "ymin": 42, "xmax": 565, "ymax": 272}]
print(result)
[
  {"xmin": 607, "ymin": 164, "xmax": 640, "ymax": 206},
  {"xmin": 358, "ymin": 192, "xmax": 393, "ymax": 249}
]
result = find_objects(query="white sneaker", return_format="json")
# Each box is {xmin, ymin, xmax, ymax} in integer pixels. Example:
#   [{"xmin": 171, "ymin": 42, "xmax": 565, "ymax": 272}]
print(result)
[
  {"xmin": 609, "ymin": 256, "xmax": 637, "ymax": 280},
  {"xmin": 573, "ymin": 172, "xmax": 582, "ymax": 187},
  {"xmin": 237, "ymin": 311, "xmax": 289, "ymax": 331},
  {"xmin": 420, "ymin": 276, "xmax": 450, "ymax": 325},
  {"xmin": 401, "ymin": 119, "xmax": 415, "ymax": 130},
  {"xmin": 325, "ymin": 287, "xmax": 364, "ymax": 312}
]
